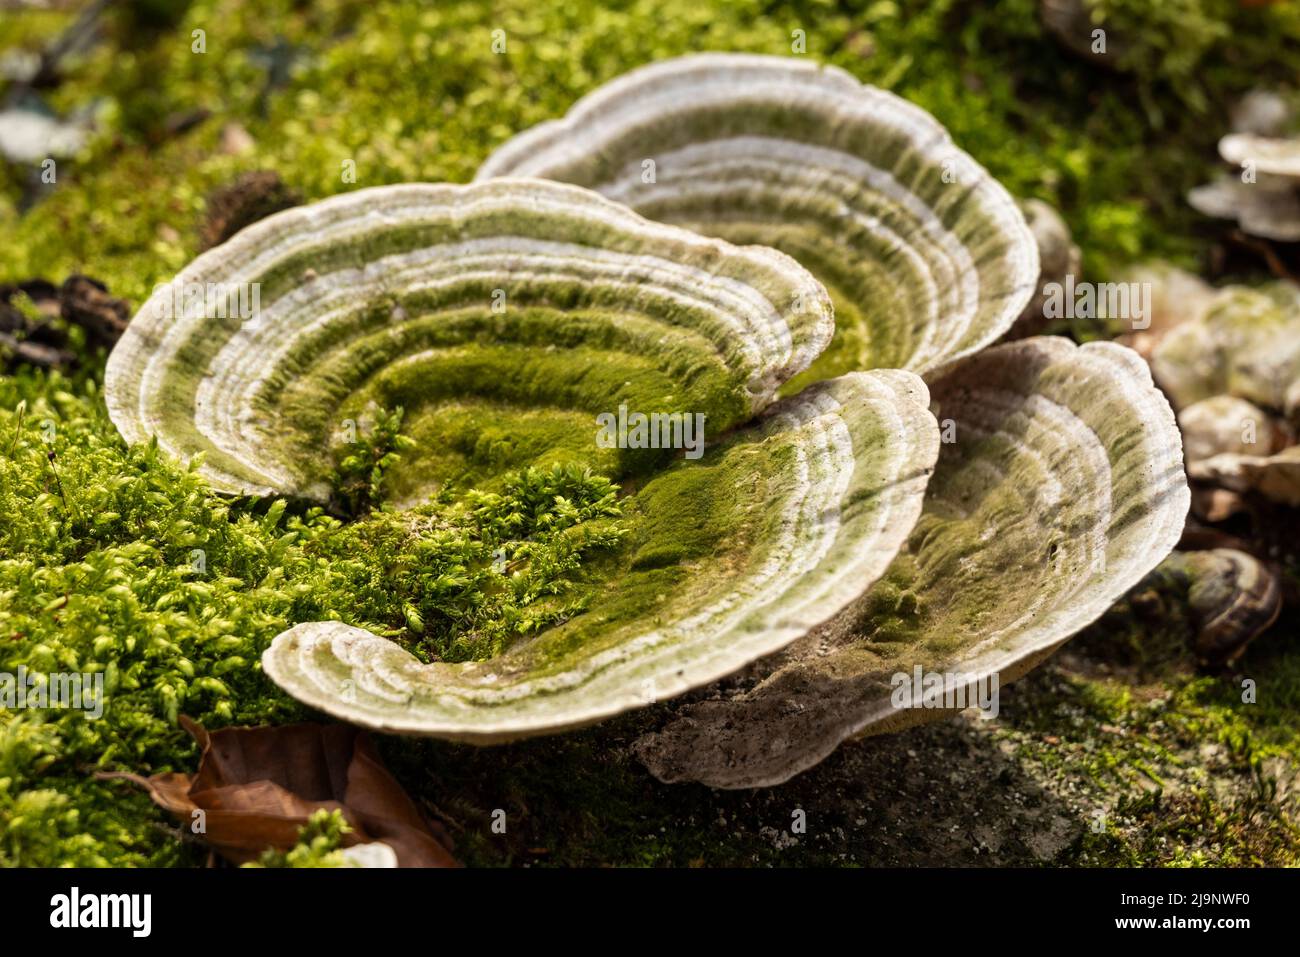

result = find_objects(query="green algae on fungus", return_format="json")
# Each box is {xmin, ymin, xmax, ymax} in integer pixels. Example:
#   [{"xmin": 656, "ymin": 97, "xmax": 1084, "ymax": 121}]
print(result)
[
  {"xmin": 263, "ymin": 371, "xmax": 940, "ymax": 740},
  {"xmin": 477, "ymin": 53, "xmax": 1040, "ymax": 385},
  {"xmin": 636, "ymin": 337, "xmax": 1190, "ymax": 788},
  {"xmin": 102, "ymin": 174, "xmax": 943, "ymax": 740},
  {"xmin": 104, "ymin": 178, "xmax": 834, "ymax": 501}
]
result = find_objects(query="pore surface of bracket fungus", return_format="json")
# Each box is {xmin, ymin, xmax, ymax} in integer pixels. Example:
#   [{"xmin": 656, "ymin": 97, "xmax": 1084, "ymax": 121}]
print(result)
[
  {"xmin": 477, "ymin": 53, "xmax": 1039, "ymax": 386},
  {"xmin": 105, "ymin": 177, "xmax": 943, "ymax": 740}
]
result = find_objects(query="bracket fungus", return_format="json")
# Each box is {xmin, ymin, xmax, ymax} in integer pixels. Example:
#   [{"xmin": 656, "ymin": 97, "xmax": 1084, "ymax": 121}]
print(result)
[
  {"xmin": 105, "ymin": 177, "xmax": 942, "ymax": 740},
  {"xmin": 106, "ymin": 60, "xmax": 1188, "ymax": 782},
  {"xmin": 264, "ymin": 370, "xmax": 938, "ymax": 740},
  {"xmin": 477, "ymin": 53, "xmax": 1039, "ymax": 384},
  {"xmin": 634, "ymin": 338, "xmax": 1190, "ymax": 787},
  {"xmin": 1189, "ymin": 92, "xmax": 1300, "ymax": 242},
  {"xmin": 106, "ymin": 179, "xmax": 837, "ymax": 500},
  {"xmin": 480, "ymin": 56, "xmax": 1188, "ymax": 785}
]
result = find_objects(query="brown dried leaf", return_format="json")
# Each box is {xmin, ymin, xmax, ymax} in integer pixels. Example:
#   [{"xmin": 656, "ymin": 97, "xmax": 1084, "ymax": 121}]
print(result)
[{"xmin": 100, "ymin": 717, "xmax": 458, "ymax": 868}]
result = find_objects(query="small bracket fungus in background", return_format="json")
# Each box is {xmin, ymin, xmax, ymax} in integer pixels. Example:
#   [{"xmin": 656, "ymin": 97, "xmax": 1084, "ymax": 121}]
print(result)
[
  {"xmin": 1147, "ymin": 273, "xmax": 1300, "ymax": 507},
  {"xmin": 1188, "ymin": 90, "xmax": 1300, "ymax": 242},
  {"xmin": 477, "ymin": 53, "xmax": 1040, "ymax": 385},
  {"xmin": 104, "ymin": 177, "xmax": 943, "ymax": 740}
]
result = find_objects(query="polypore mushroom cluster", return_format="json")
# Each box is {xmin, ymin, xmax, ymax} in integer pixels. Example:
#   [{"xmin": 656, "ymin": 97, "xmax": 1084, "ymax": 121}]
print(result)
[
  {"xmin": 1189, "ymin": 89, "xmax": 1300, "ymax": 242},
  {"xmin": 1140, "ymin": 266, "xmax": 1300, "ymax": 510},
  {"xmin": 105, "ymin": 54, "xmax": 1189, "ymax": 785},
  {"xmin": 1118, "ymin": 264, "xmax": 1298, "ymax": 663}
]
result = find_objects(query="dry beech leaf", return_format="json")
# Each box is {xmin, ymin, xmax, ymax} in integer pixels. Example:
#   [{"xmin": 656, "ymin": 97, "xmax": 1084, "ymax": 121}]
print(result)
[{"xmin": 100, "ymin": 717, "xmax": 458, "ymax": 868}]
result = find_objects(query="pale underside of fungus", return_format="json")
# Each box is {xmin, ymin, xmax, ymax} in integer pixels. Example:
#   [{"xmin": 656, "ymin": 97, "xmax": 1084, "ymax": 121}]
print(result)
[
  {"xmin": 480, "ymin": 54, "xmax": 1189, "ymax": 786},
  {"xmin": 105, "ymin": 177, "xmax": 944, "ymax": 741}
]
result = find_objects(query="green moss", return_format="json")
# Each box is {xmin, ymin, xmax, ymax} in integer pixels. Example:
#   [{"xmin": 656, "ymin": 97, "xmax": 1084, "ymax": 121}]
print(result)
[
  {"xmin": 0, "ymin": 375, "xmax": 623, "ymax": 860},
  {"xmin": 328, "ymin": 403, "xmax": 413, "ymax": 517},
  {"xmin": 3, "ymin": 0, "xmax": 1299, "ymax": 868},
  {"xmin": 509, "ymin": 425, "xmax": 783, "ymax": 676},
  {"xmin": 245, "ymin": 809, "xmax": 352, "ymax": 868}
]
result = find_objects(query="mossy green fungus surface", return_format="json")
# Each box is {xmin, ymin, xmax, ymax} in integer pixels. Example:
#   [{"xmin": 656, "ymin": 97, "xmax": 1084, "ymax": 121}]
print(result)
[
  {"xmin": 264, "ymin": 370, "xmax": 939, "ymax": 740},
  {"xmin": 637, "ymin": 337, "xmax": 1190, "ymax": 787},
  {"xmin": 104, "ymin": 175, "xmax": 943, "ymax": 739},
  {"xmin": 477, "ymin": 53, "xmax": 1040, "ymax": 387},
  {"xmin": 105, "ymin": 178, "xmax": 833, "ymax": 500}
]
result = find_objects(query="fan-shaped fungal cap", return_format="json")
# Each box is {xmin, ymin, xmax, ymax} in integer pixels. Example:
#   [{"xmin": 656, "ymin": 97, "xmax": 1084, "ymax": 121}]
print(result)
[
  {"xmin": 105, "ymin": 178, "xmax": 835, "ymax": 500},
  {"xmin": 1187, "ymin": 175, "xmax": 1300, "ymax": 242},
  {"xmin": 477, "ymin": 53, "xmax": 1039, "ymax": 382},
  {"xmin": 1219, "ymin": 133, "xmax": 1300, "ymax": 181},
  {"xmin": 1007, "ymin": 198, "xmax": 1082, "ymax": 340},
  {"xmin": 635, "ymin": 337, "xmax": 1189, "ymax": 788},
  {"xmin": 262, "ymin": 370, "xmax": 940, "ymax": 740},
  {"xmin": 104, "ymin": 174, "xmax": 946, "ymax": 741}
]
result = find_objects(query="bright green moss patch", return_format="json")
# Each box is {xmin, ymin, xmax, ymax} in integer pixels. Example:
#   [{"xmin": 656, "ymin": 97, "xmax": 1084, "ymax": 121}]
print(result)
[
  {"xmin": 1002, "ymin": 649, "xmax": 1300, "ymax": 867},
  {"xmin": 0, "ymin": 374, "xmax": 627, "ymax": 861},
  {"xmin": 328, "ymin": 404, "xmax": 413, "ymax": 516},
  {"xmin": 325, "ymin": 462, "xmax": 627, "ymax": 664},
  {"xmin": 257, "ymin": 302, "xmax": 750, "ymax": 497},
  {"xmin": 497, "ymin": 429, "xmax": 782, "ymax": 677},
  {"xmin": 244, "ymin": 809, "xmax": 353, "ymax": 868}
]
